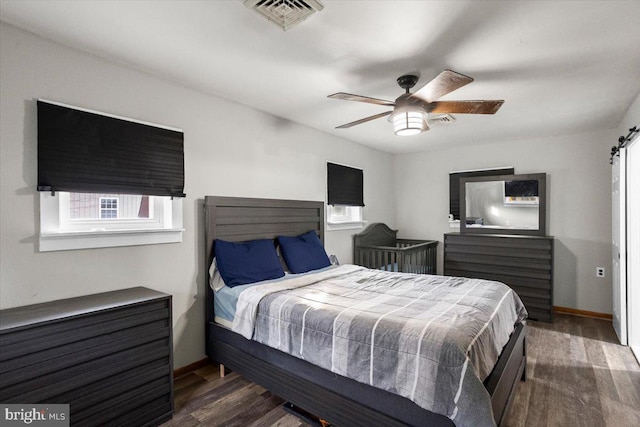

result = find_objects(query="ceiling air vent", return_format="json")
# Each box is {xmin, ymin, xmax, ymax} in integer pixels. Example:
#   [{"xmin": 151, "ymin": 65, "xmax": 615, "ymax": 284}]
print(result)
[
  {"xmin": 428, "ymin": 114, "xmax": 456, "ymax": 125},
  {"xmin": 244, "ymin": 0, "xmax": 324, "ymax": 31}
]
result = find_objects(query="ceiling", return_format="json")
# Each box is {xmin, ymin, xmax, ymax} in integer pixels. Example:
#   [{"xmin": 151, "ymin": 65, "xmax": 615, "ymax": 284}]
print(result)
[{"xmin": 1, "ymin": 1, "xmax": 639, "ymax": 154}]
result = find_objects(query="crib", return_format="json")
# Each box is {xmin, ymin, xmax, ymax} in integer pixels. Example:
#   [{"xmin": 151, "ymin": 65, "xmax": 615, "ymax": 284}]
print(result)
[{"xmin": 353, "ymin": 223, "xmax": 438, "ymax": 274}]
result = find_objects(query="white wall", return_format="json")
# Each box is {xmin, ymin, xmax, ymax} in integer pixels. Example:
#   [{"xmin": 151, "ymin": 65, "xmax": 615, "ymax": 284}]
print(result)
[
  {"xmin": 0, "ymin": 23, "xmax": 395, "ymax": 368},
  {"xmin": 618, "ymin": 92, "xmax": 640, "ymax": 137},
  {"xmin": 393, "ymin": 129, "xmax": 616, "ymax": 314}
]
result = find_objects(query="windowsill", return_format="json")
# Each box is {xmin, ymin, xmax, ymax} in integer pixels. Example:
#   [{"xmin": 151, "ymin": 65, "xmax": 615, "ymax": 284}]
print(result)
[
  {"xmin": 39, "ymin": 228, "xmax": 184, "ymax": 252},
  {"xmin": 326, "ymin": 221, "xmax": 367, "ymax": 231},
  {"xmin": 449, "ymin": 220, "xmax": 460, "ymax": 229}
]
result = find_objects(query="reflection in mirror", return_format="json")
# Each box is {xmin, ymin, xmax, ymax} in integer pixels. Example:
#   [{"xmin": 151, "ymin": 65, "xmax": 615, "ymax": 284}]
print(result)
[
  {"xmin": 460, "ymin": 173, "xmax": 546, "ymax": 236},
  {"xmin": 465, "ymin": 180, "xmax": 538, "ymax": 229}
]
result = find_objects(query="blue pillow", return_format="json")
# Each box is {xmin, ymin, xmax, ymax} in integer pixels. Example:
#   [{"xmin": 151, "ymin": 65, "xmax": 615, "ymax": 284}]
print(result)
[
  {"xmin": 215, "ymin": 239, "xmax": 285, "ymax": 287},
  {"xmin": 278, "ymin": 230, "xmax": 331, "ymax": 274}
]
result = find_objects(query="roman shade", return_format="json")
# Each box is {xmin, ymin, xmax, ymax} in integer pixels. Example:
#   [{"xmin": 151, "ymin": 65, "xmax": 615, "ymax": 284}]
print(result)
[
  {"xmin": 449, "ymin": 167, "xmax": 513, "ymax": 220},
  {"xmin": 37, "ymin": 100, "xmax": 185, "ymax": 198},
  {"xmin": 327, "ymin": 162, "xmax": 364, "ymax": 206}
]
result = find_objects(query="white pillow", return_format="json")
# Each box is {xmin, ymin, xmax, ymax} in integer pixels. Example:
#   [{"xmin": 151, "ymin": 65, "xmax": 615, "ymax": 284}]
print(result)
[{"xmin": 208, "ymin": 258, "xmax": 227, "ymax": 292}]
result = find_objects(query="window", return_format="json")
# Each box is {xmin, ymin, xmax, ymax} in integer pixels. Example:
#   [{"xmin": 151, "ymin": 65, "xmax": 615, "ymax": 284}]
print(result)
[
  {"xmin": 327, "ymin": 162, "xmax": 365, "ymax": 230},
  {"xmin": 40, "ymin": 192, "xmax": 183, "ymax": 251},
  {"xmin": 62, "ymin": 193, "xmax": 161, "ymax": 231},
  {"xmin": 327, "ymin": 205, "xmax": 363, "ymax": 225},
  {"xmin": 99, "ymin": 197, "xmax": 119, "ymax": 219},
  {"xmin": 37, "ymin": 100, "xmax": 185, "ymax": 251},
  {"xmin": 503, "ymin": 180, "xmax": 539, "ymax": 205}
]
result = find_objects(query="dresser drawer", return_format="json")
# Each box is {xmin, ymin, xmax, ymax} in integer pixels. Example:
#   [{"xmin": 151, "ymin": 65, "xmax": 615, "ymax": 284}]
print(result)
[
  {"xmin": 444, "ymin": 233, "xmax": 554, "ymax": 321},
  {"xmin": 0, "ymin": 287, "xmax": 174, "ymax": 426}
]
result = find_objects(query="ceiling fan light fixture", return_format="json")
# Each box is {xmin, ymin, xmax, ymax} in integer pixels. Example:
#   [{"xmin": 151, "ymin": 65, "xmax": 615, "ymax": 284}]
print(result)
[
  {"xmin": 393, "ymin": 111, "xmax": 426, "ymax": 136},
  {"xmin": 329, "ymin": 69, "xmax": 502, "ymax": 135}
]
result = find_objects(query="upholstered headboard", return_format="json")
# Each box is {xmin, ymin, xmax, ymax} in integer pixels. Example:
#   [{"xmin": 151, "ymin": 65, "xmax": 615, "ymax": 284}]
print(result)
[{"xmin": 204, "ymin": 196, "xmax": 325, "ymax": 323}]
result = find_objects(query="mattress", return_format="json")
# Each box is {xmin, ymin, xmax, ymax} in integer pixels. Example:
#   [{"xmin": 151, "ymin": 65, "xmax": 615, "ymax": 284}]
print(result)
[
  {"xmin": 226, "ymin": 264, "xmax": 527, "ymax": 427},
  {"xmin": 212, "ymin": 265, "xmax": 337, "ymax": 327}
]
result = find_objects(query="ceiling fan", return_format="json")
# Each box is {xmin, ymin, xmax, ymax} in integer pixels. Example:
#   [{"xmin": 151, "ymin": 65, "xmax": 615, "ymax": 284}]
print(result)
[{"xmin": 328, "ymin": 70, "xmax": 504, "ymax": 136}]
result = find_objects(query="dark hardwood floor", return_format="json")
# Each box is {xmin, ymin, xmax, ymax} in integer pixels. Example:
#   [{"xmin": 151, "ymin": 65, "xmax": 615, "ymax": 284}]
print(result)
[
  {"xmin": 506, "ymin": 314, "xmax": 640, "ymax": 426},
  {"xmin": 162, "ymin": 314, "xmax": 640, "ymax": 426}
]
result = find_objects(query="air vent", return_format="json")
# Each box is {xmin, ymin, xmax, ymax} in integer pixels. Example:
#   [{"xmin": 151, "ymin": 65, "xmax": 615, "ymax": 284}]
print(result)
[
  {"xmin": 428, "ymin": 114, "xmax": 456, "ymax": 124},
  {"xmin": 244, "ymin": 0, "xmax": 324, "ymax": 31}
]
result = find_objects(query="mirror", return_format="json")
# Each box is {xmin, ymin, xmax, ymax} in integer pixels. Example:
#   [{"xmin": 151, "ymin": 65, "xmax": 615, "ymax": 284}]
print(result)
[{"xmin": 459, "ymin": 173, "xmax": 547, "ymax": 235}]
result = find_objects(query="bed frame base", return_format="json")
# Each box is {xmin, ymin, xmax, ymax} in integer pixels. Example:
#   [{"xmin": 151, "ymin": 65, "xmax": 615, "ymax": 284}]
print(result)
[
  {"xmin": 208, "ymin": 320, "xmax": 526, "ymax": 427},
  {"xmin": 485, "ymin": 322, "xmax": 526, "ymax": 425},
  {"xmin": 210, "ymin": 337, "xmax": 450, "ymax": 427}
]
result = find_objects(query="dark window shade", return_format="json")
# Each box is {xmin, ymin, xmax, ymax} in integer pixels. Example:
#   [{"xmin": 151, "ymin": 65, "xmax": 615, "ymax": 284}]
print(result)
[
  {"xmin": 37, "ymin": 100, "xmax": 185, "ymax": 197},
  {"xmin": 449, "ymin": 167, "xmax": 514, "ymax": 220},
  {"xmin": 505, "ymin": 180, "xmax": 538, "ymax": 197},
  {"xmin": 327, "ymin": 162, "xmax": 364, "ymax": 206}
]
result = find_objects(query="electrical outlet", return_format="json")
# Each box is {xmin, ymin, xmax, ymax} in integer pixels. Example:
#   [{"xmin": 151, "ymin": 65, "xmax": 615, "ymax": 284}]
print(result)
[{"xmin": 596, "ymin": 267, "xmax": 605, "ymax": 278}]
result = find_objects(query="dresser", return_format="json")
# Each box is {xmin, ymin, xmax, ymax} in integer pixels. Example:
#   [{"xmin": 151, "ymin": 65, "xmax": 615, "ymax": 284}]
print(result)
[
  {"xmin": 0, "ymin": 287, "xmax": 173, "ymax": 426},
  {"xmin": 444, "ymin": 233, "xmax": 554, "ymax": 322}
]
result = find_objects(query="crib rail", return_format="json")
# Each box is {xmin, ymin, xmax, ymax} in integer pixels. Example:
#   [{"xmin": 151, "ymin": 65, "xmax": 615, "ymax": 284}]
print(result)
[{"xmin": 354, "ymin": 240, "xmax": 438, "ymax": 274}]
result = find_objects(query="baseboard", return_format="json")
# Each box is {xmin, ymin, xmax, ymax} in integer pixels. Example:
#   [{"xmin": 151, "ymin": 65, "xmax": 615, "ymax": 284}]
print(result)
[
  {"xmin": 173, "ymin": 357, "xmax": 211, "ymax": 379},
  {"xmin": 553, "ymin": 306, "xmax": 613, "ymax": 320}
]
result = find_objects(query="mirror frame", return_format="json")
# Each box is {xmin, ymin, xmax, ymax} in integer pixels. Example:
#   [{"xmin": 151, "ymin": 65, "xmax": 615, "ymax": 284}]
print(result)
[{"xmin": 459, "ymin": 173, "xmax": 547, "ymax": 236}]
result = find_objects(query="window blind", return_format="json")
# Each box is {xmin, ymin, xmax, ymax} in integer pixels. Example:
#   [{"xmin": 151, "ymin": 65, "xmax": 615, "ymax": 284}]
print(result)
[
  {"xmin": 327, "ymin": 162, "xmax": 364, "ymax": 206},
  {"xmin": 37, "ymin": 100, "xmax": 185, "ymax": 198},
  {"xmin": 449, "ymin": 167, "xmax": 513, "ymax": 220}
]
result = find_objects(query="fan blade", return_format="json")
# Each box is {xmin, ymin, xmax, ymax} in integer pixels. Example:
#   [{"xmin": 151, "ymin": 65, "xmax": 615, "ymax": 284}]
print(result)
[
  {"xmin": 427, "ymin": 100, "xmax": 504, "ymax": 114},
  {"xmin": 328, "ymin": 92, "xmax": 395, "ymax": 107},
  {"xmin": 335, "ymin": 111, "xmax": 393, "ymax": 129},
  {"xmin": 413, "ymin": 70, "xmax": 474, "ymax": 103}
]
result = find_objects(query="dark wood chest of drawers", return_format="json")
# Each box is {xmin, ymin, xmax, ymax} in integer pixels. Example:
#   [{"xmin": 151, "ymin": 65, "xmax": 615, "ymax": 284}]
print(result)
[
  {"xmin": 444, "ymin": 233, "xmax": 554, "ymax": 322},
  {"xmin": 0, "ymin": 287, "xmax": 173, "ymax": 426}
]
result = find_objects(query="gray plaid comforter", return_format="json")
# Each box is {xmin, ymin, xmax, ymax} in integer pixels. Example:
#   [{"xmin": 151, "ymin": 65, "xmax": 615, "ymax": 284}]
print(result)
[{"xmin": 232, "ymin": 265, "xmax": 527, "ymax": 427}]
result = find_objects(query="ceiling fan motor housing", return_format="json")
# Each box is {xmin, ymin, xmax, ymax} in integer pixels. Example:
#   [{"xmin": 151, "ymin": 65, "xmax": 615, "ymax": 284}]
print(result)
[
  {"xmin": 397, "ymin": 75, "xmax": 419, "ymax": 91},
  {"xmin": 393, "ymin": 94, "xmax": 427, "ymax": 114}
]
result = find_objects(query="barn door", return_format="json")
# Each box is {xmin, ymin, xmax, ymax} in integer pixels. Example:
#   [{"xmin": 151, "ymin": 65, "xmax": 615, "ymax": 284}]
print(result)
[
  {"xmin": 626, "ymin": 135, "xmax": 640, "ymax": 360},
  {"xmin": 612, "ymin": 151, "xmax": 627, "ymax": 345}
]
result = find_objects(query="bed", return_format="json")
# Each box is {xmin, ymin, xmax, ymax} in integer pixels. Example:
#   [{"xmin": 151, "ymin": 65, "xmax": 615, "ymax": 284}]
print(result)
[
  {"xmin": 353, "ymin": 222, "xmax": 438, "ymax": 274},
  {"xmin": 204, "ymin": 196, "xmax": 527, "ymax": 427}
]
